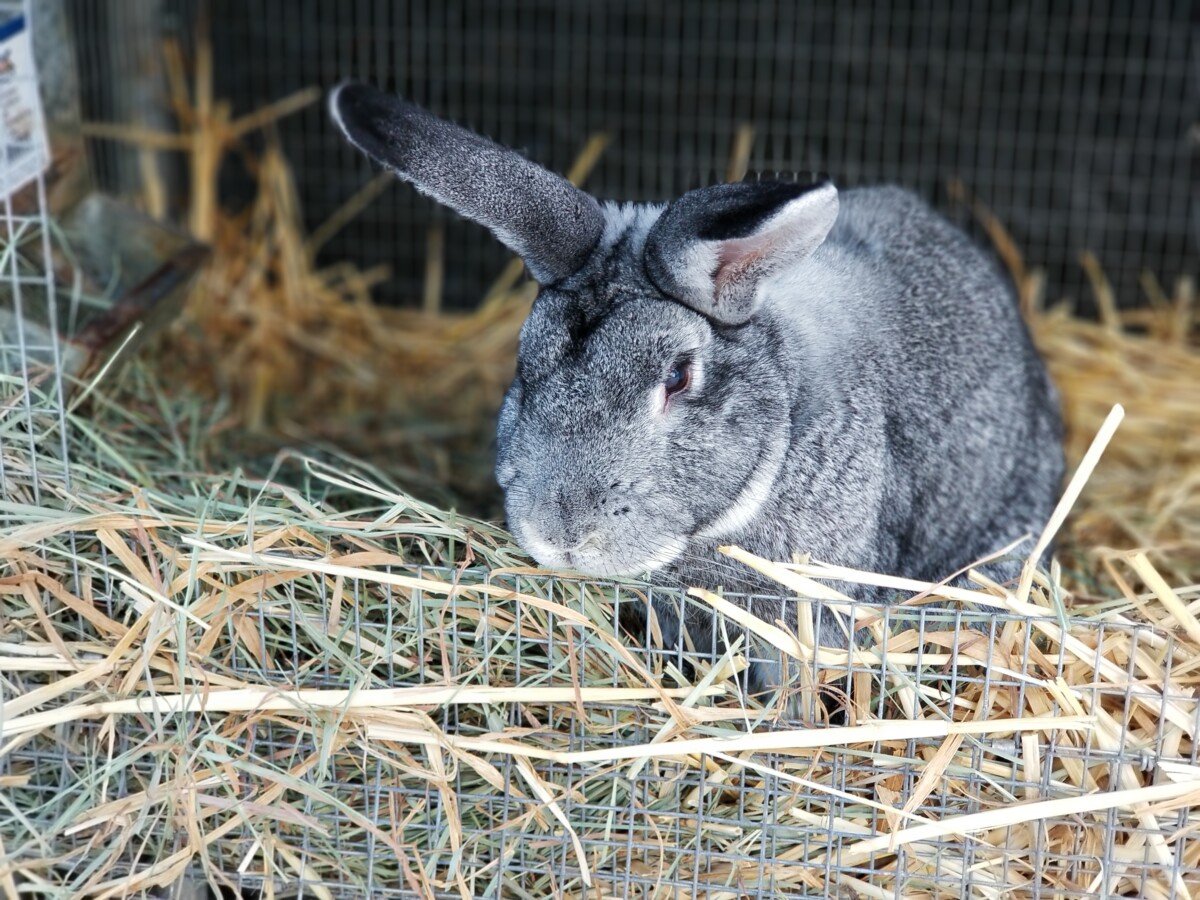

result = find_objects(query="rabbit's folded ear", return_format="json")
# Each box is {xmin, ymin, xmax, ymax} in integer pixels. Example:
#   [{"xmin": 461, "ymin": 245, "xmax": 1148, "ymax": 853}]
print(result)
[
  {"xmin": 644, "ymin": 180, "xmax": 839, "ymax": 324},
  {"xmin": 330, "ymin": 82, "xmax": 604, "ymax": 285}
]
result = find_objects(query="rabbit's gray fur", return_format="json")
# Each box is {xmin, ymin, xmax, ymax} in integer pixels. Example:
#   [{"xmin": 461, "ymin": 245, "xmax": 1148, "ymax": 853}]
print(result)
[{"xmin": 332, "ymin": 84, "xmax": 1065, "ymax": 683}]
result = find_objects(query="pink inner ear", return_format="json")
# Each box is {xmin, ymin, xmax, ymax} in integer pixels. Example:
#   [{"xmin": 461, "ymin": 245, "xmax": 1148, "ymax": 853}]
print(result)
[{"xmin": 713, "ymin": 237, "xmax": 768, "ymax": 302}]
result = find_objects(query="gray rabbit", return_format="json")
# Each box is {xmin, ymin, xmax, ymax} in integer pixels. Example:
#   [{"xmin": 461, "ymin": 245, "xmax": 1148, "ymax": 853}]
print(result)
[{"xmin": 332, "ymin": 83, "xmax": 1064, "ymax": 678}]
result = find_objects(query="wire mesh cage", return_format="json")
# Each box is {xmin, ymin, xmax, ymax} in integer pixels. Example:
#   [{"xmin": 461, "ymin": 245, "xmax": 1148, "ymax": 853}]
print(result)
[
  {"xmin": 5, "ymin": 532, "xmax": 1200, "ymax": 897},
  {"xmin": 1, "ymin": 3, "xmax": 1198, "ymax": 899},
  {"xmin": 71, "ymin": 0, "xmax": 1196, "ymax": 312},
  {"xmin": 0, "ymin": 0, "xmax": 71, "ymax": 507}
]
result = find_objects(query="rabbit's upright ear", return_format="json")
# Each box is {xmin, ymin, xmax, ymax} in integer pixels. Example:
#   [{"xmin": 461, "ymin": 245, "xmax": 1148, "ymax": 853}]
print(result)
[
  {"xmin": 644, "ymin": 180, "xmax": 839, "ymax": 325},
  {"xmin": 330, "ymin": 82, "xmax": 604, "ymax": 285}
]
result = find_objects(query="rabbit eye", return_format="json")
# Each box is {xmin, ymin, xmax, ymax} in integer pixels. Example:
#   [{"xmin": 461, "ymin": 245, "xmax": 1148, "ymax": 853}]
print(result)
[{"xmin": 664, "ymin": 360, "xmax": 691, "ymax": 398}]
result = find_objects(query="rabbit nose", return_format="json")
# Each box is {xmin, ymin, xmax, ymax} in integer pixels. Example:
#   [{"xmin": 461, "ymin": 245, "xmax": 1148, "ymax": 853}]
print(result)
[
  {"xmin": 545, "ymin": 484, "xmax": 606, "ymax": 549},
  {"xmin": 552, "ymin": 486, "xmax": 584, "ymax": 545}
]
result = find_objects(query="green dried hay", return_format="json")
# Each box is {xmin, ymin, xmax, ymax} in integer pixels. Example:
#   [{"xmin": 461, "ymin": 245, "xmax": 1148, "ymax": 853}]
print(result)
[{"xmin": 1, "ymin": 351, "xmax": 1197, "ymax": 898}]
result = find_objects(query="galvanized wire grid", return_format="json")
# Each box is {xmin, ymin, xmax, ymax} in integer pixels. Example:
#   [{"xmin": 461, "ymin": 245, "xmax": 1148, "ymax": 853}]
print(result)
[
  {"xmin": 9, "ymin": 563, "xmax": 1198, "ymax": 898},
  {"xmin": 71, "ymin": 0, "xmax": 1196, "ymax": 312},
  {"xmin": 236, "ymin": 577, "xmax": 1200, "ymax": 899},
  {"xmin": 0, "ymin": 0, "xmax": 73, "ymax": 518}
]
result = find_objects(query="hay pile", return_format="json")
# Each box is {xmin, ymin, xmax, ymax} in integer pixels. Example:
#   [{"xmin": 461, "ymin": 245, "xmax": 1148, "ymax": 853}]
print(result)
[
  {"xmin": 2, "ymin": 350, "xmax": 1199, "ymax": 897},
  {"xmin": 154, "ymin": 144, "xmax": 537, "ymax": 511},
  {"xmin": 967, "ymin": 194, "xmax": 1199, "ymax": 594},
  {"xmin": 4, "ymin": 50, "xmax": 1199, "ymax": 900}
]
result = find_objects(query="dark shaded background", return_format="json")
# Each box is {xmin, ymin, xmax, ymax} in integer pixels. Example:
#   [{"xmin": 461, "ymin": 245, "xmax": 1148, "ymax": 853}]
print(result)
[{"xmin": 73, "ymin": 0, "xmax": 1195, "ymax": 311}]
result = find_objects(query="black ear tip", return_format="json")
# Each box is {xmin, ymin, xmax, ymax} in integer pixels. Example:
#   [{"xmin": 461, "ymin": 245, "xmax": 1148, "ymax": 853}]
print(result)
[
  {"xmin": 329, "ymin": 81, "xmax": 422, "ymax": 163},
  {"xmin": 330, "ymin": 81, "xmax": 387, "ymax": 132}
]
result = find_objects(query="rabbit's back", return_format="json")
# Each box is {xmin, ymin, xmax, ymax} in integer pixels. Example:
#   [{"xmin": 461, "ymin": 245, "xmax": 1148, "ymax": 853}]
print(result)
[{"xmin": 791, "ymin": 186, "xmax": 1064, "ymax": 581}]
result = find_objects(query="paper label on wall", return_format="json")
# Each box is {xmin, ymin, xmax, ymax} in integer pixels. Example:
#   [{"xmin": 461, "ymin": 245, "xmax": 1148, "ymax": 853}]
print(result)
[{"xmin": 0, "ymin": 13, "xmax": 48, "ymax": 198}]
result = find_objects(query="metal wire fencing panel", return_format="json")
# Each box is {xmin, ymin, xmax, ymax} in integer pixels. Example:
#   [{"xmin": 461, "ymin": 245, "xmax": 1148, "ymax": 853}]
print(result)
[
  {"xmin": 71, "ymin": 0, "xmax": 1195, "ymax": 311},
  {"xmin": 0, "ymin": 0, "xmax": 72, "ymax": 520},
  {"xmin": 210, "ymin": 576, "xmax": 1200, "ymax": 899},
  {"xmin": 7, "ymin": 553, "xmax": 1199, "ymax": 897}
]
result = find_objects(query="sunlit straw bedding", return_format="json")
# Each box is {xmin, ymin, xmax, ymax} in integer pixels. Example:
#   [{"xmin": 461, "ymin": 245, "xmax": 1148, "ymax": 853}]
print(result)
[
  {"xmin": 2, "ymin": 291, "xmax": 1198, "ymax": 898},
  {"xmin": 5, "ymin": 54, "xmax": 1200, "ymax": 897}
]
